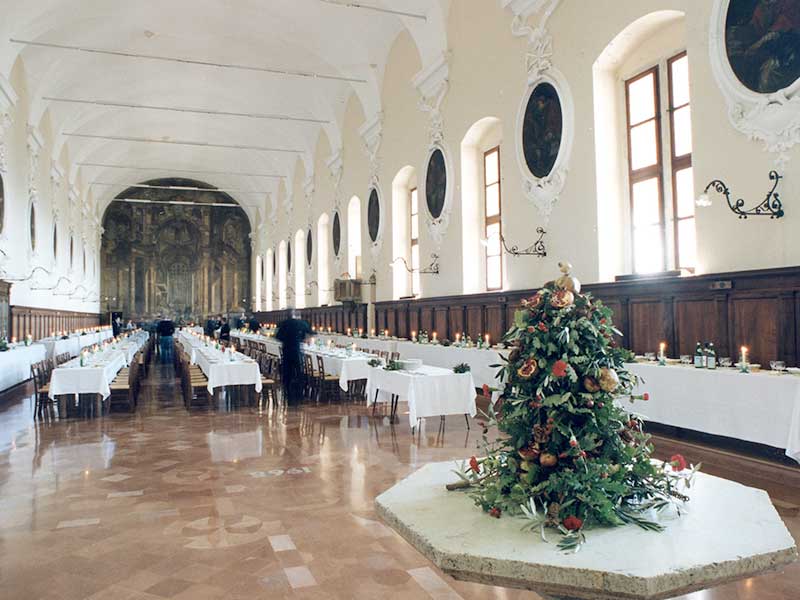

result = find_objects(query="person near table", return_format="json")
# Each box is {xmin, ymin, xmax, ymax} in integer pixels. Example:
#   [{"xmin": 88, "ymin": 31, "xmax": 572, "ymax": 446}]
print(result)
[
  {"xmin": 275, "ymin": 309, "xmax": 312, "ymax": 405},
  {"xmin": 204, "ymin": 315, "xmax": 218, "ymax": 337},
  {"xmin": 112, "ymin": 315, "xmax": 122, "ymax": 337},
  {"xmin": 125, "ymin": 320, "xmax": 134, "ymax": 331},
  {"xmin": 157, "ymin": 317, "xmax": 176, "ymax": 363},
  {"xmin": 219, "ymin": 317, "xmax": 231, "ymax": 342},
  {"xmin": 248, "ymin": 314, "xmax": 261, "ymax": 334}
]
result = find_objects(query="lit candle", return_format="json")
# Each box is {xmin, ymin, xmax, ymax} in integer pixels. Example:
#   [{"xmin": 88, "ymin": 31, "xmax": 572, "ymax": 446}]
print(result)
[
  {"xmin": 432, "ymin": 331, "xmax": 437, "ymax": 342},
  {"xmin": 10, "ymin": 336, "xmax": 16, "ymax": 344},
  {"xmin": 412, "ymin": 330, "xmax": 417, "ymax": 342},
  {"xmin": 740, "ymin": 346, "xmax": 748, "ymax": 365},
  {"xmin": 328, "ymin": 326, "xmax": 332, "ymax": 333},
  {"xmin": 485, "ymin": 334, "xmax": 490, "ymax": 346},
  {"xmin": 371, "ymin": 328, "xmax": 375, "ymax": 337},
  {"xmin": 358, "ymin": 328, "xmax": 363, "ymax": 336},
  {"xmin": 50, "ymin": 331, "xmax": 55, "ymax": 338},
  {"xmin": 384, "ymin": 329, "xmax": 389, "ymax": 337},
  {"xmin": 347, "ymin": 328, "xmax": 352, "ymax": 336},
  {"xmin": 659, "ymin": 342, "xmax": 666, "ymax": 360}
]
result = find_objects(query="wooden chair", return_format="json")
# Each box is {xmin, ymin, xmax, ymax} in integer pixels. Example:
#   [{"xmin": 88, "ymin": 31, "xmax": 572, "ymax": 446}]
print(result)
[
  {"xmin": 55, "ymin": 352, "xmax": 71, "ymax": 366},
  {"xmin": 303, "ymin": 354, "xmax": 320, "ymax": 399},
  {"xmin": 31, "ymin": 361, "xmax": 54, "ymax": 418},
  {"xmin": 257, "ymin": 354, "xmax": 278, "ymax": 406},
  {"xmin": 315, "ymin": 355, "xmax": 340, "ymax": 403},
  {"xmin": 182, "ymin": 357, "xmax": 210, "ymax": 409}
]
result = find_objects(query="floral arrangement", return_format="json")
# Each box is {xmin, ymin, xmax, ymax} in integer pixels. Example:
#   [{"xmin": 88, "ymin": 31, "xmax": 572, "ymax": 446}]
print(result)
[
  {"xmin": 368, "ymin": 358, "xmax": 383, "ymax": 368},
  {"xmin": 384, "ymin": 360, "xmax": 402, "ymax": 371},
  {"xmin": 448, "ymin": 263, "xmax": 698, "ymax": 551},
  {"xmin": 453, "ymin": 362, "xmax": 471, "ymax": 373}
]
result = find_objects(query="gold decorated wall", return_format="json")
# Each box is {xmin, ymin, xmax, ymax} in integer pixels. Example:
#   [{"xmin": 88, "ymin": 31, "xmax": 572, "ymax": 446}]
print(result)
[{"xmin": 100, "ymin": 180, "xmax": 251, "ymax": 320}]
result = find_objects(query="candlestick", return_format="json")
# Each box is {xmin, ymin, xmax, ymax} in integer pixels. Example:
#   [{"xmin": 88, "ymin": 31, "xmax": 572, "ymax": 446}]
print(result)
[
  {"xmin": 658, "ymin": 342, "xmax": 666, "ymax": 365},
  {"xmin": 432, "ymin": 331, "xmax": 437, "ymax": 343},
  {"xmin": 384, "ymin": 329, "xmax": 389, "ymax": 337},
  {"xmin": 456, "ymin": 333, "xmax": 461, "ymax": 344},
  {"xmin": 412, "ymin": 330, "xmax": 417, "ymax": 342},
  {"xmin": 740, "ymin": 346, "xmax": 749, "ymax": 373},
  {"xmin": 485, "ymin": 334, "xmax": 490, "ymax": 347}
]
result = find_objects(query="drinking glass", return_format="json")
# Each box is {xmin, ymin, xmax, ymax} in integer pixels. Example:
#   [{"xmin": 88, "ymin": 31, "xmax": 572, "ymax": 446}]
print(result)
[
  {"xmin": 644, "ymin": 352, "xmax": 656, "ymax": 362},
  {"xmin": 772, "ymin": 360, "xmax": 786, "ymax": 373},
  {"xmin": 680, "ymin": 354, "xmax": 692, "ymax": 365},
  {"xmin": 720, "ymin": 357, "xmax": 732, "ymax": 368}
]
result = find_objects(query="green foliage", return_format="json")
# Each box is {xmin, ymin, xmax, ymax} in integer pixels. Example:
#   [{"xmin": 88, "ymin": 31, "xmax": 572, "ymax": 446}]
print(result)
[
  {"xmin": 456, "ymin": 282, "xmax": 690, "ymax": 550},
  {"xmin": 453, "ymin": 362, "xmax": 471, "ymax": 374}
]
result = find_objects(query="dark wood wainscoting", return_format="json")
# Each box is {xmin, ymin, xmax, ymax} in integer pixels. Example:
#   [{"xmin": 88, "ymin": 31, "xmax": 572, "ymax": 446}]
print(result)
[
  {"xmin": 10, "ymin": 306, "xmax": 101, "ymax": 341},
  {"xmin": 255, "ymin": 267, "xmax": 800, "ymax": 365}
]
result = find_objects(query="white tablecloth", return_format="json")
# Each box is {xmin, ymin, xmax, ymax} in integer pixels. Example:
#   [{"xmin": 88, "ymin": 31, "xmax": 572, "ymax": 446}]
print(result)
[
  {"xmin": 627, "ymin": 363, "xmax": 800, "ymax": 463},
  {"xmin": 304, "ymin": 346, "xmax": 372, "ymax": 391},
  {"xmin": 367, "ymin": 365, "xmax": 477, "ymax": 427},
  {"xmin": 194, "ymin": 347, "xmax": 262, "ymax": 394},
  {"xmin": 0, "ymin": 344, "xmax": 47, "ymax": 392},
  {"xmin": 49, "ymin": 350, "xmax": 127, "ymax": 399},
  {"xmin": 116, "ymin": 332, "xmax": 149, "ymax": 365},
  {"xmin": 231, "ymin": 331, "xmax": 282, "ymax": 355},
  {"xmin": 38, "ymin": 336, "xmax": 82, "ymax": 360},
  {"xmin": 316, "ymin": 333, "xmax": 400, "ymax": 354},
  {"xmin": 397, "ymin": 342, "xmax": 507, "ymax": 397}
]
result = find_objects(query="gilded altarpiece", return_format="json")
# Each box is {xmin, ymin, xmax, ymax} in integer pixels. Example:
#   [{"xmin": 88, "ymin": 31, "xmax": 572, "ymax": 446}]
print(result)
[{"xmin": 100, "ymin": 180, "xmax": 251, "ymax": 320}]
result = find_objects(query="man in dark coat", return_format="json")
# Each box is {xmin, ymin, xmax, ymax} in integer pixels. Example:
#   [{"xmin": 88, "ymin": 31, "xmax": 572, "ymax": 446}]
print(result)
[
  {"xmin": 248, "ymin": 314, "xmax": 261, "ymax": 333},
  {"xmin": 275, "ymin": 310, "xmax": 312, "ymax": 405},
  {"xmin": 219, "ymin": 317, "xmax": 231, "ymax": 342},
  {"xmin": 157, "ymin": 317, "xmax": 175, "ymax": 363}
]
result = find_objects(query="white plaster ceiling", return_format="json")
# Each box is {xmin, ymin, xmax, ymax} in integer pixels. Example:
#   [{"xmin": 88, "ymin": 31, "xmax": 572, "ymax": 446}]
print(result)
[{"xmin": 0, "ymin": 0, "xmax": 451, "ymax": 220}]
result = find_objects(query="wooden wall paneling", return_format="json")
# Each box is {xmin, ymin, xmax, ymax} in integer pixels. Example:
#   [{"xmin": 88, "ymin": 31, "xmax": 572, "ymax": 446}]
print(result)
[
  {"xmin": 10, "ymin": 306, "xmax": 100, "ymax": 341},
  {"xmin": 674, "ymin": 298, "xmax": 719, "ymax": 358},
  {"xmin": 466, "ymin": 305, "xmax": 484, "ymax": 339},
  {"xmin": 628, "ymin": 300, "xmax": 668, "ymax": 355},
  {"xmin": 397, "ymin": 305, "xmax": 409, "ymax": 339},
  {"xmin": 408, "ymin": 307, "xmax": 419, "ymax": 337},
  {"xmin": 485, "ymin": 303, "xmax": 505, "ymax": 343},
  {"xmin": 420, "ymin": 307, "xmax": 433, "ymax": 333},
  {"xmin": 433, "ymin": 306, "xmax": 449, "ymax": 339},
  {"xmin": 778, "ymin": 292, "xmax": 796, "ymax": 366},
  {"xmin": 448, "ymin": 305, "xmax": 465, "ymax": 339},
  {"xmin": 730, "ymin": 295, "xmax": 779, "ymax": 365},
  {"xmin": 386, "ymin": 308, "xmax": 397, "ymax": 337}
]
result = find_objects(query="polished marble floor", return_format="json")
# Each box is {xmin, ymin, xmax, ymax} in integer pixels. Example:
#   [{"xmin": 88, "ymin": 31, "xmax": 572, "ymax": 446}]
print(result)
[{"xmin": 0, "ymin": 361, "xmax": 798, "ymax": 599}]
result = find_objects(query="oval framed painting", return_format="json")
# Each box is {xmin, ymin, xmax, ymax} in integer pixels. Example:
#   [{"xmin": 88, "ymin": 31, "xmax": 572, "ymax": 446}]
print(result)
[
  {"xmin": 53, "ymin": 223, "xmax": 58, "ymax": 261},
  {"xmin": 0, "ymin": 173, "xmax": 4, "ymax": 236},
  {"xmin": 724, "ymin": 0, "xmax": 800, "ymax": 95},
  {"xmin": 367, "ymin": 188, "xmax": 380, "ymax": 243},
  {"xmin": 287, "ymin": 239, "xmax": 292, "ymax": 272},
  {"xmin": 522, "ymin": 82, "xmax": 563, "ymax": 179},
  {"xmin": 29, "ymin": 202, "xmax": 37, "ymax": 252},
  {"xmin": 272, "ymin": 249, "xmax": 276, "ymax": 275},
  {"xmin": 332, "ymin": 211, "xmax": 342, "ymax": 257},
  {"xmin": 425, "ymin": 148, "xmax": 447, "ymax": 220},
  {"xmin": 306, "ymin": 228, "xmax": 313, "ymax": 266}
]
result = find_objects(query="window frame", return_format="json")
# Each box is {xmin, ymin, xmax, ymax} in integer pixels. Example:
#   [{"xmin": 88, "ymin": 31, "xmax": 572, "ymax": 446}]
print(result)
[
  {"xmin": 667, "ymin": 51, "xmax": 694, "ymax": 273},
  {"xmin": 625, "ymin": 64, "xmax": 666, "ymax": 274},
  {"xmin": 410, "ymin": 187, "xmax": 420, "ymax": 296},
  {"xmin": 483, "ymin": 145, "xmax": 503, "ymax": 291}
]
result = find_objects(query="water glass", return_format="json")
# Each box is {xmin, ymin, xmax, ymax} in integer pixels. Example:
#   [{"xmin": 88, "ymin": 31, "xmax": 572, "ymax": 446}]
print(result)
[
  {"xmin": 679, "ymin": 354, "xmax": 692, "ymax": 365},
  {"xmin": 720, "ymin": 357, "xmax": 732, "ymax": 368},
  {"xmin": 770, "ymin": 360, "xmax": 786, "ymax": 373},
  {"xmin": 644, "ymin": 352, "xmax": 656, "ymax": 362}
]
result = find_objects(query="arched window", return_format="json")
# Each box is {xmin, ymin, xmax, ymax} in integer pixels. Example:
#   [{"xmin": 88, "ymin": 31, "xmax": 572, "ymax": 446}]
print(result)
[
  {"xmin": 29, "ymin": 202, "xmax": 37, "ymax": 252},
  {"xmin": 593, "ymin": 11, "xmax": 693, "ymax": 278},
  {"xmin": 461, "ymin": 117, "xmax": 503, "ymax": 293},
  {"xmin": 278, "ymin": 241, "xmax": 287, "ymax": 309},
  {"xmin": 255, "ymin": 255, "xmax": 263, "ymax": 311},
  {"xmin": 317, "ymin": 213, "xmax": 330, "ymax": 305},
  {"xmin": 391, "ymin": 167, "xmax": 416, "ymax": 299},
  {"xmin": 294, "ymin": 229, "xmax": 306, "ymax": 309},
  {"xmin": 347, "ymin": 195, "xmax": 362, "ymax": 279},
  {"xmin": 0, "ymin": 174, "xmax": 5, "ymax": 236},
  {"xmin": 265, "ymin": 248, "xmax": 274, "ymax": 312}
]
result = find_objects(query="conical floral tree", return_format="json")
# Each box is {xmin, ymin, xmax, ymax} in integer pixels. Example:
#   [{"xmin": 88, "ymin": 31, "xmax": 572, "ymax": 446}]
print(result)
[{"xmin": 450, "ymin": 263, "xmax": 695, "ymax": 551}]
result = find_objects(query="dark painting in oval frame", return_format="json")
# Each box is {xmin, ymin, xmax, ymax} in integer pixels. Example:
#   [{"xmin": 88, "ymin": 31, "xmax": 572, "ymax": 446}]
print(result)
[
  {"xmin": 272, "ymin": 250, "xmax": 276, "ymax": 275},
  {"xmin": 332, "ymin": 211, "xmax": 341, "ymax": 257},
  {"xmin": 306, "ymin": 229, "xmax": 313, "ymax": 265},
  {"xmin": 425, "ymin": 149, "xmax": 447, "ymax": 219},
  {"xmin": 287, "ymin": 240, "xmax": 292, "ymax": 272},
  {"xmin": 523, "ymin": 82, "xmax": 563, "ymax": 179},
  {"xmin": 725, "ymin": 0, "xmax": 800, "ymax": 94},
  {"xmin": 367, "ymin": 188, "xmax": 380, "ymax": 242}
]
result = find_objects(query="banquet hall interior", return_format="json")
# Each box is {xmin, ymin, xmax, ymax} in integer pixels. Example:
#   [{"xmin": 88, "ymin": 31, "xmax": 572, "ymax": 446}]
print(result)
[{"xmin": 0, "ymin": 0, "xmax": 799, "ymax": 598}]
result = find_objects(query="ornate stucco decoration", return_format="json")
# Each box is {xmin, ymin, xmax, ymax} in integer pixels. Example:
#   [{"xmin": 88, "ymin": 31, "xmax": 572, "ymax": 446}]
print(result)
[
  {"xmin": 27, "ymin": 126, "xmax": 43, "ymax": 210},
  {"xmin": 414, "ymin": 53, "xmax": 452, "ymax": 247},
  {"xmin": 50, "ymin": 161, "xmax": 64, "ymax": 193},
  {"xmin": 326, "ymin": 149, "xmax": 345, "ymax": 271},
  {"xmin": 509, "ymin": 0, "xmax": 572, "ymax": 222},
  {"xmin": 709, "ymin": 0, "xmax": 800, "ymax": 157},
  {"xmin": 0, "ymin": 74, "xmax": 17, "ymax": 176}
]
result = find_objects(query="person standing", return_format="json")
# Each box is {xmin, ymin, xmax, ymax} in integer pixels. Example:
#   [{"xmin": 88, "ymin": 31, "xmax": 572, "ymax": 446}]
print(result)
[
  {"xmin": 157, "ymin": 317, "xmax": 176, "ymax": 363},
  {"xmin": 248, "ymin": 314, "xmax": 261, "ymax": 334},
  {"xmin": 219, "ymin": 317, "xmax": 231, "ymax": 342},
  {"xmin": 275, "ymin": 309, "xmax": 312, "ymax": 405}
]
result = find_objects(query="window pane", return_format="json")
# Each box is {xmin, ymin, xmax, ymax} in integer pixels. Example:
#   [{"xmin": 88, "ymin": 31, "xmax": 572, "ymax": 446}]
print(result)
[
  {"xmin": 487, "ymin": 256, "xmax": 502, "ymax": 290},
  {"xmin": 486, "ymin": 222, "xmax": 501, "ymax": 254},
  {"xmin": 634, "ymin": 224, "xmax": 664, "ymax": 273},
  {"xmin": 632, "ymin": 178, "xmax": 660, "ymax": 226},
  {"xmin": 672, "ymin": 106, "xmax": 692, "ymax": 157},
  {"xmin": 411, "ymin": 244, "xmax": 420, "ymax": 270},
  {"xmin": 485, "ymin": 183, "xmax": 500, "ymax": 217},
  {"xmin": 675, "ymin": 167, "xmax": 695, "ymax": 218},
  {"xmin": 411, "ymin": 189, "xmax": 418, "ymax": 214},
  {"xmin": 628, "ymin": 73, "xmax": 656, "ymax": 125},
  {"xmin": 630, "ymin": 121, "xmax": 658, "ymax": 170},
  {"xmin": 411, "ymin": 214, "xmax": 419, "ymax": 240},
  {"xmin": 412, "ymin": 271, "xmax": 421, "ymax": 296},
  {"xmin": 484, "ymin": 150, "xmax": 499, "ymax": 185},
  {"xmin": 677, "ymin": 217, "xmax": 696, "ymax": 270},
  {"xmin": 670, "ymin": 55, "xmax": 690, "ymax": 107}
]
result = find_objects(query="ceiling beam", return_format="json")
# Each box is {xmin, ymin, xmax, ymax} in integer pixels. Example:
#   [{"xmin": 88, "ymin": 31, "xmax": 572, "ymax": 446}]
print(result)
[
  {"xmin": 44, "ymin": 96, "xmax": 329, "ymax": 124},
  {"xmin": 78, "ymin": 162, "xmax": 285, "ymax": 178},
  {"xmin": 10, "ymin": 38, "xmax": 367, "ymax": 83},
  {"xmin": 314, "ymin": 0, "xmax": 427, "ymax": 20},
  {"xmin": 92, "ymin": 181, "xmax": 271, "ymax": 194},
  {"xmin": 63, "ymin": 132, "xmax": 303, "ymax": 153}
]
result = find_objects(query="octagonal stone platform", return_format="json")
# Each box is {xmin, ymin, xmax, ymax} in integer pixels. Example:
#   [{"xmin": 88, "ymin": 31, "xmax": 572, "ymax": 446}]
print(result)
[{"xmin": 375, "ymin": 461, "xmax": 797, "ymax": 600}]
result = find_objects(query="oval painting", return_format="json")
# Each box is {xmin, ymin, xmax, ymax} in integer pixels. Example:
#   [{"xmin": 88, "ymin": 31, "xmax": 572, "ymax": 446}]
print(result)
[
  {"xmin": 367, "ymin": 188, "xmax": 380, "ymax": 242},
  {"xmin": 332, "ymin": 211, "xmax": 341, "ymax": 257},
  {"xmin": 725, "ymin": 0, "xmax": 800, "ymax": 94},
  {"xmin": 287, "ymin": 240, "xmax": 292, "ymax": 272},
  {"xmin": 272, "ymin": 250, "xmax": 276, "ymax": 275},
  {"xmin": 0, "ymin": 173, "xmax": 4, "ymax": 236},
  {"xmin": 523, "ymin": 82, "xmax": 563, "ymax": 179},
  {"xmin": 306, "ymin": 229, "xmax": 313, "ymax": 265},
  {"xmin": 425, "ymin": 149, "xmax": 447, "ymax": 219}
]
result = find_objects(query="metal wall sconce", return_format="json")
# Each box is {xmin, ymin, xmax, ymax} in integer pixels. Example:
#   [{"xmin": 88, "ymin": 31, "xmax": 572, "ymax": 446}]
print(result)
[
  {"xmin": 697, "ymin": 171, "xmax": 784, "ymax": 219},
  {"xmin": 481, "ymin": 228, "xmax": 547, "ymax": 257},
  {"xmin": 0, "ymin": 265, "xmax": 52, "ymax": 283},
  {"xmin": 30, "ymin": 275, "xmax": 72, "ymax": 291},
  {"xmin": 389, "ymin": 253, "xmax": 440, "ymax": 275}
]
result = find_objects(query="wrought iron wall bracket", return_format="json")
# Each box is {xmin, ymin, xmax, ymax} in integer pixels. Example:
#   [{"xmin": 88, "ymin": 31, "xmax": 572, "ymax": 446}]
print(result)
[
  {"xmin": 390, "ymin": 253, "xmax": 440, "ymax": 275},
  {"xmin": 703, "ymin": 171, "xmax": 784, "ymax": 219},
  {"xmin": 498, "ymin": 227, "xmax": 547, "ymax": 257}
]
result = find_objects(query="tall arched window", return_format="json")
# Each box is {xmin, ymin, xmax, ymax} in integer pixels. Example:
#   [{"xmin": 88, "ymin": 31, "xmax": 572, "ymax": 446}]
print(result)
[
  {"xmin": 317, "ymin": 213, "xmax": 330, "ymax": 305},
  {"xmin": 278, "ymin": 241, "xmax": 287, "ymax": 309},
  {"xmin": 255, "ymin": 255, "xmax": 263, "ymax": 311},
  {"xmin": 29, "ymin": 202, "xmax": 37, "ymax": 252},
  {"xmin": 461, "ymin": 117, "xmax": 503, "ymax": 293},
  {"xmin": 347, "ymin": 195, "xmax": 362, "ymax": 279},
  {"xmin": 265, "ymin": 248, "xmax": 274, "ymax": 312},
  {"xmin": 391, "ymin": 167, "xmax": 416, "ymax": 299},
  {"xmin": 294, "ymin": 229, "xmax": 306, "ymax": 309}
]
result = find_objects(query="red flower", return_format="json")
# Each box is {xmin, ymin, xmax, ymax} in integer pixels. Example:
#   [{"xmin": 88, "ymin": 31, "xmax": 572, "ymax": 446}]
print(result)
[
  {"xmin": 643, "ymin": 392, "xmax": 650, "ymax": 401},
  {"xmin": 551, "ymin": 360, "xmax": 569, "ymax": 378},
  {"xmin": 670, "ymin": 454, "xmax": 688, "ymax": 471},
  {"xmin": 537, "ymin": 322, "xmax": 549, "ymax": 332},
  {"xmin": 482, "ymin": 384, "xmax": 491, "ymax": 398},
  {"xmin": 469, "ymin": 456, "xmax": 480, "ymax": 474},
  {"xmin": 563, "ymin": 516, "xmax": 583, "ymax": 531},
  {"xmin": 489, "ymin": 507, "xmax": 502, "ymax": 518},
  {"xmin": 526, "ymin": 325, "xmax": 536, "ymax": 333}
]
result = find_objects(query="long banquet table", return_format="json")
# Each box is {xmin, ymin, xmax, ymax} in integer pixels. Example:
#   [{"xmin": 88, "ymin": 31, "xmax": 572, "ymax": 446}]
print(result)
[
  {"xmin": 37, "ymin": 329, "xmax": 115, "ymax": 360},
  {"xmin": 303, "ymin": 345, "xmax": 372, "ymax": 391},
  {"xmin": 49, "ymin": 349, "xmax": 128, "ymax": 416},
  {"xmin": 627, "ymin": 362, "xmax": 800, "ymax": 463},
  {"xmin": 193, "ymin": 346, "xmax": 263, "ymax": 395},
  {"xmin": 0, "ymin": 344, "xmax": 47, "ymax": 392},
  {"xmin": 367, "ymin": 365, "xmax": 477, "ymax": 428}
]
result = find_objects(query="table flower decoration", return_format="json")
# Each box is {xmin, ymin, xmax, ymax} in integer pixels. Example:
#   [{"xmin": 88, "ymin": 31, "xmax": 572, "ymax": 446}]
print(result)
[
  {"xmin": 453, "ymin": 362, "xmax": 471, "ymax": 374},
  {"xmin": 447, "ymin": 263, "xmax": 698, "ymax": 552},
  {"xmin": 383, "ymin": 360, "xmax": 402, "ymax": 371},
  {"xmin": 367, "ymin": 357, "xmax": 383, "ymax": 368}
]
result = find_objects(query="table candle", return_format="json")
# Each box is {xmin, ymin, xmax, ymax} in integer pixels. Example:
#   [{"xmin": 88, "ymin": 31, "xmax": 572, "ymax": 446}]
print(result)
[
  {"xmin": 371, "ymin": 328, "xmax": 376, "ymax": 337},
  {"xmin": 659, "ymin": 342, "xmax": 665, "ymax": 359},
  {"xmin": 485, "ymin": 334, "xmax": 490, "ymax": 346},
  {"xmin": 358, "ymin": 328, "xmax": 363, "ymax": 336},
  {"xmin": 456, "ymin": 333, "xmax": 461, "ymax": 344},
  {"xmin": 432, "ymin": 331, "xmax": 437, "ymax": 342},
  {"xmin": 740, "ymin": 346, "xmax": 748, "ymax": 365},
  {"xmin": 412, "ymin": 330, "xmax": 417, "ymax": 342},
  {"xmin": 384, "ymin": 329, "xmax": 389, "ymax": 337},
  {"xmin": 347, "ymin": 328, "xmax": 352, "ymax": 336},
  {"xmin": 11, "ymin": 337, "xmax": 16, "ymax": 344}
]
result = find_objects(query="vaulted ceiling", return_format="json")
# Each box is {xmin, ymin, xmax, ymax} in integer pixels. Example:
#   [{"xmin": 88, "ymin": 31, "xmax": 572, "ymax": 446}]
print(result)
[{"xmin": 0, "ymin": 0, "xmax": 451, "ymax": 218}]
